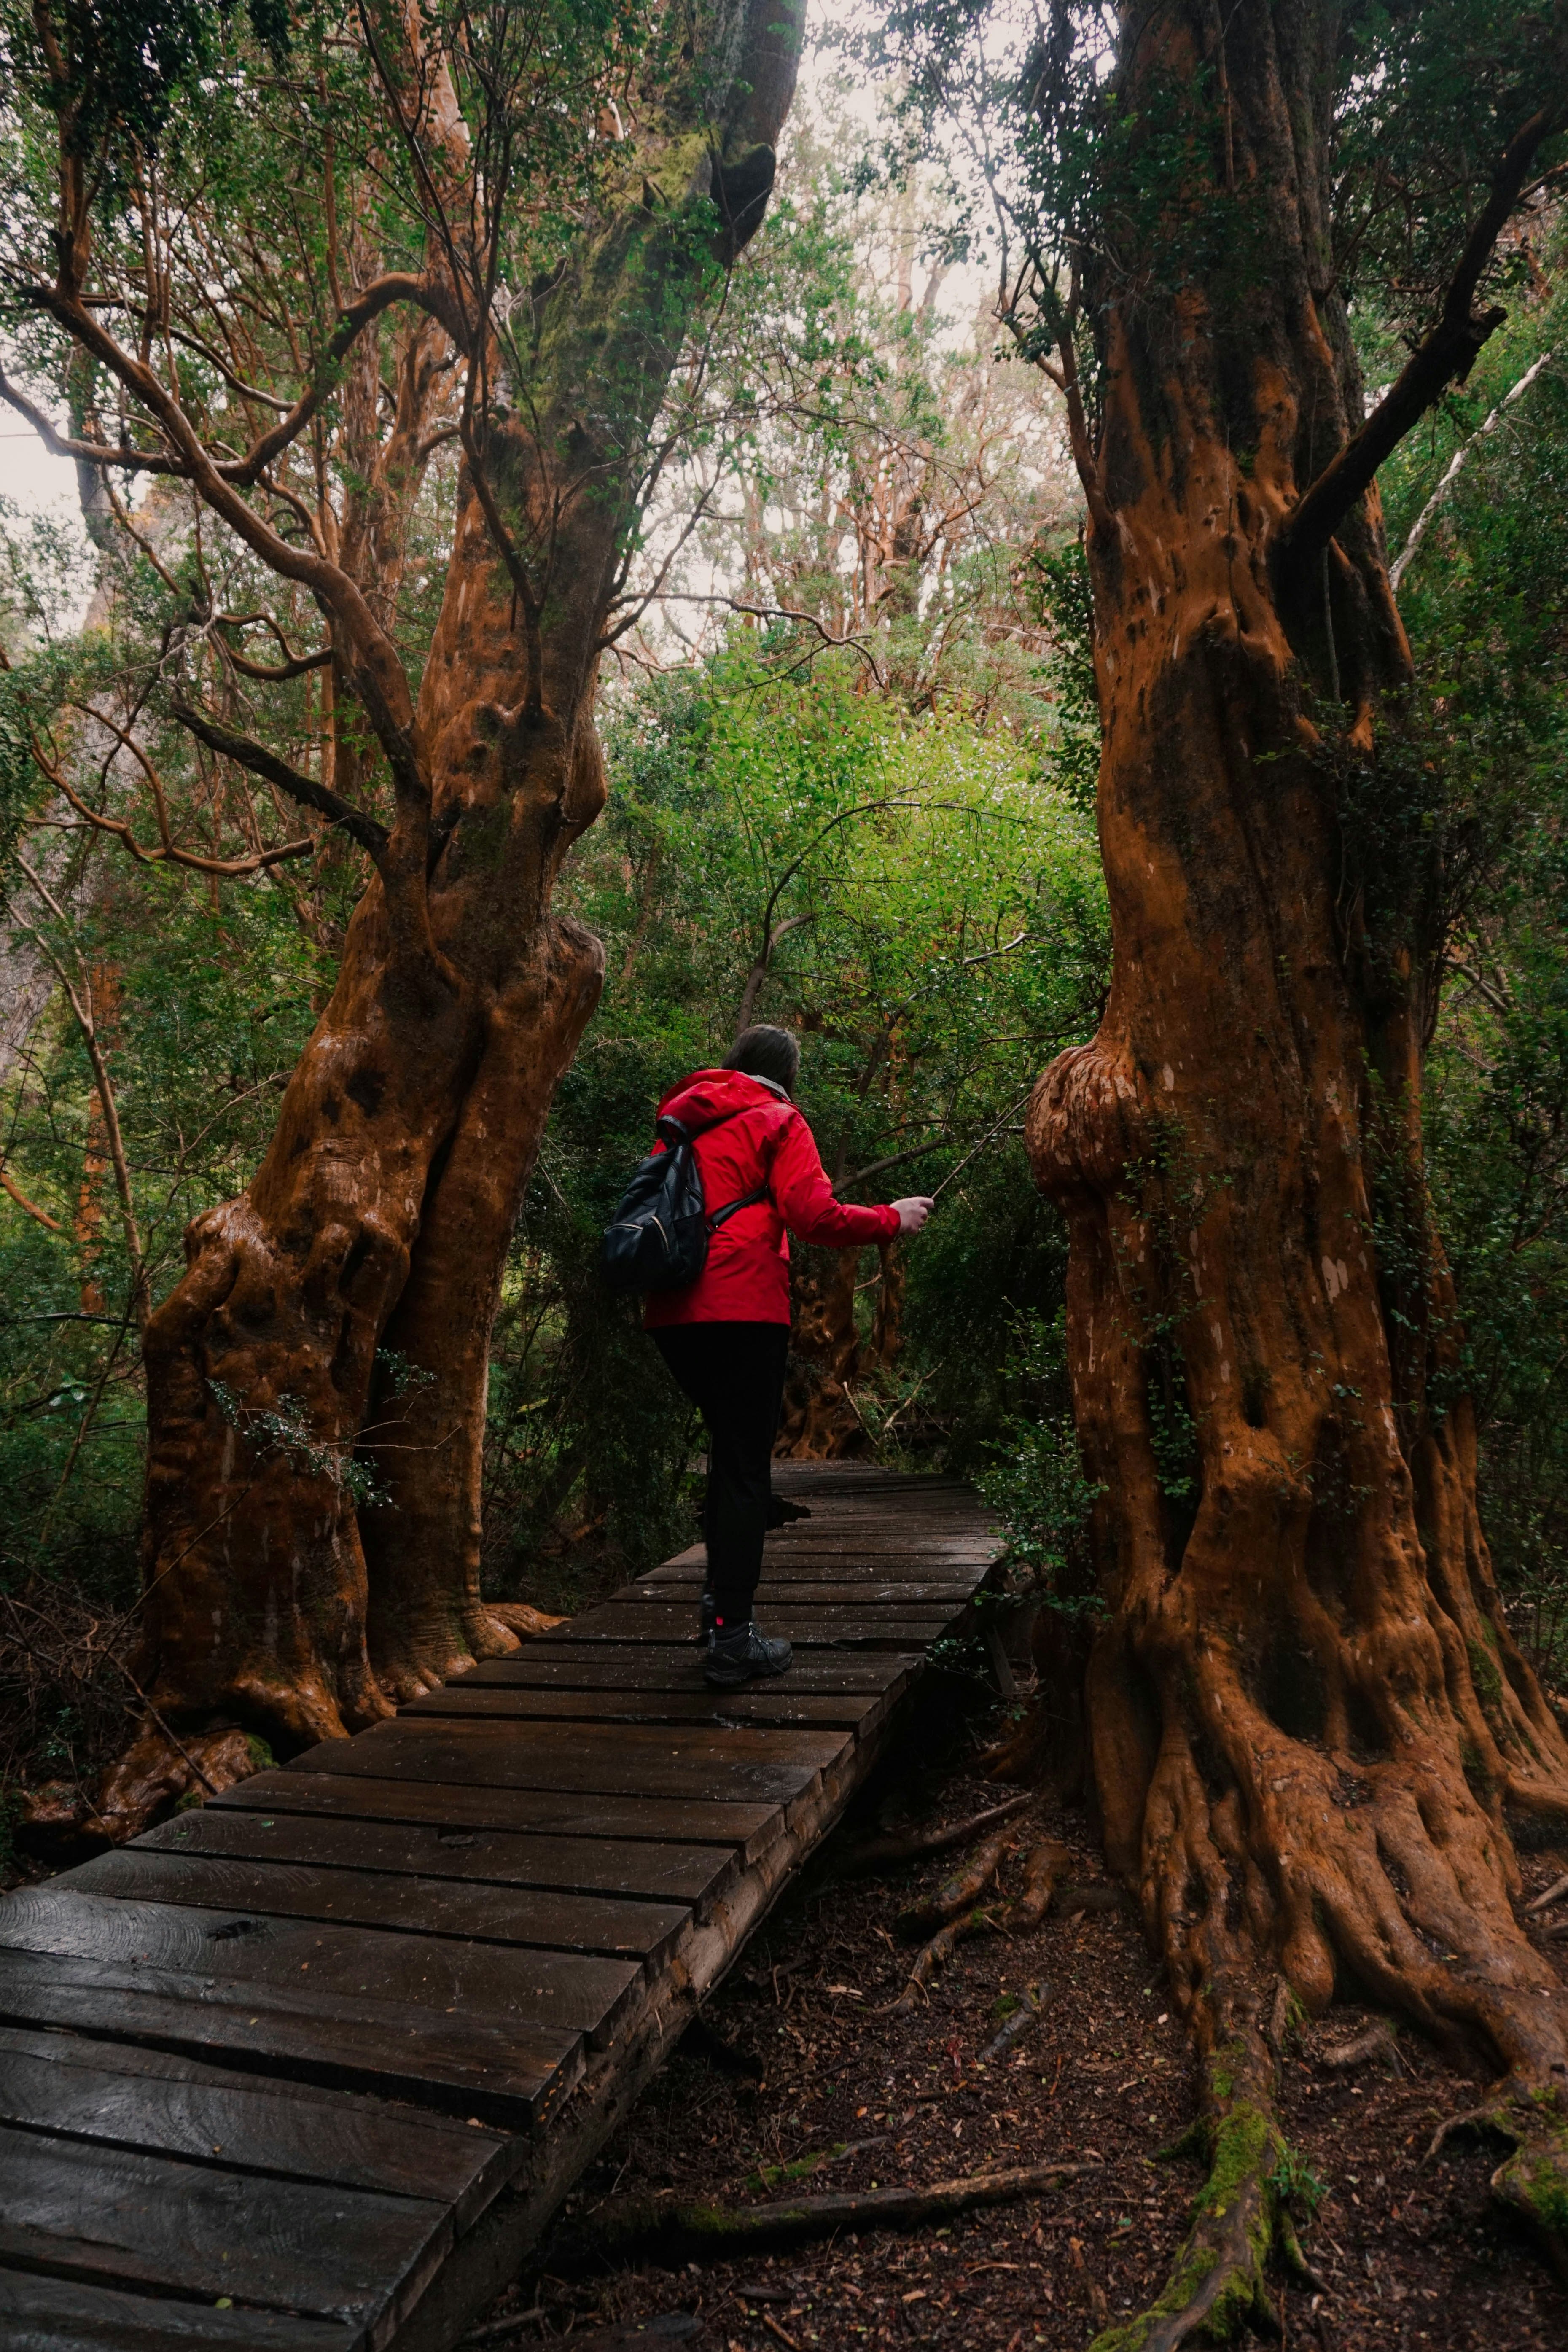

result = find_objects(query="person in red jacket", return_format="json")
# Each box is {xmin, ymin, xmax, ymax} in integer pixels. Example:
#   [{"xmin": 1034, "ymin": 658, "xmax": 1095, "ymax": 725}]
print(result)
[{"xmin": 646, "ymin": 1023, "xmax": 933, "ymax": 1689}]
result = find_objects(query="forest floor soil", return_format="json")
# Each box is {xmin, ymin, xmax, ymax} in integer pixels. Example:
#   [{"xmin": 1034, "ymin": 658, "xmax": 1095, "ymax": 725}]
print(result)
[{"xmin": 464, "ymin": 1670, "xmax": 1568, "ymax": 2352}]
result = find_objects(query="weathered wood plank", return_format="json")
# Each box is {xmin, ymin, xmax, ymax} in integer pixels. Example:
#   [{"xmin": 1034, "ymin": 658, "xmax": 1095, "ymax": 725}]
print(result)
[
  {"xmin": 0, "ymin": 1948, "xmax": 575, "ymax": 2127},
  {"xmin": 0, "ymin": 1465, "xmax": 996, "ymax": 2352},
  {"xmin": 645, "ymin": 1554, "xmax": 989, "ymax": 1582},
  {"xmin": 291, "ymin": 1718, "xmax": 847, "ymax": 1807},
  {"xmin": 0, "ymin": 2270, "xmax": 350, "ymax": 2352},
  {"xmin": 546, "ymin": 1602, "xmax": 952, "ymax": 1648},
  {"xmin": 611, "ymin": 1578, "xmax": 981, "ymax": 1605},
  {"xmin": 213, "ymin": 1772, "xmax": 787, "ymax": 1860},
  {"xmin": 659, "ymin": 1541, "xmax": 990, "ymax": 1571},
  {"xmin": 0, "ymin": 2121, "xmax": 448, "ymax": 2327},
  {"xmin": 67, "ymin": 1849, "xmax": 693, "ymax": 1965},
  {"xmin": 458, "ymin": 1649, "xmax": 916, "ymax": 1695},
  {"xmin": 0, "ymin": 2027, "xmax": 509, "ymax": 2218},
  {"xmin": 0, "ymin": 1887, "xmax": 641, "ymax": 2046},
  {"xmin": 398, "ymin": 1685, "xmax": 882, "ymax": 1731},
  {"xmin": 140, "ymin": 1808, "xmax": 741, "ymax": 1917}
]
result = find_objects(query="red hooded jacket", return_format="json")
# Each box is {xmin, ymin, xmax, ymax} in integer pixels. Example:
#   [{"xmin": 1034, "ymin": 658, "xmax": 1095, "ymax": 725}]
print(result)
[{"xmin": 642, "ymin": 1068, "xmax": 901, "ymax": 1329}]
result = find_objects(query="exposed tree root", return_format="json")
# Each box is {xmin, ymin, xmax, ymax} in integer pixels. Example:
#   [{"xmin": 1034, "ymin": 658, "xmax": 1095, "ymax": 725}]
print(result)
[
  {"xmin": 1525, "ymin": 1871, "xmax": 1568, "ymax": 1916},
  {"xmin": 1012, "ymin": 1839, "xmax": 1073, "ymax": 1927},
  {"xmin": 898, "ymin": 1822, "xmax": 1021, "ymax": 1936},
  {"xmin": 1089, "ymin": 2013, "xmax": 1293, "ymax": 2352},
  {"xmin": 842, "ymin": 1793, "xmax": 1032, "ymax": 1874},
  {"xmin": 487, "ymin": 1601, "xmax": 567, "ymax": 1641},
  {"xmin": 885, "ymin": 1838, "xmax": 1070, "ymax": 2016},
  {"xmin": 29, "ymin": 1721, "xmax": 274, "ymax": 1854},
  {"xmin": 1428, "ymin": 2094, "xmax": 1568, "ymax": 2285},
  {"xmin": 1319, "ymin": 2021, "xmax": 1403, "ymax": 2075},
  {"xmin": 883, "ymin": 1906, "xmax": 1001, "ymax": 2016},
  {"xmin": 549, "ymin": 2160, "xmax": 1102, "ymax": 2269}
]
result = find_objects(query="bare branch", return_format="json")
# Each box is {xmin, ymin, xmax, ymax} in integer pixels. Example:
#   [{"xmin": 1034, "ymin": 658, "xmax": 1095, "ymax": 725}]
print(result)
[
  {"xmin": 0, "ymin": 1163, "xmax": 63, "ymax": 1232},
  {"xmin": 169, "ymin": 701, "xmax": 390, "ymax": 857},
  {"xmin": 648, "ymin": 590, "xmax": 888, "ymax": 686},
  {"xmin": 1280, "ymin": 105, "xmax": 1565, "ymax": 576},
  {"xmin": 1390, "ymin": 349, "xmax": 1555, "ymax": 590},
  {"xmin": 9, "ymin": 860, "xmax": 150, "ymax": 1331}
]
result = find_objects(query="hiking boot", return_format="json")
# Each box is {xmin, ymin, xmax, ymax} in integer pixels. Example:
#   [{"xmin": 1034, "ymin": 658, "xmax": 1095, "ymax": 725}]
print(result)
[
  {"xmin": 704, "ymin": 1618, "xmax": 793, "ymax": 1689},
  {"xmin": 767, "ymin": 1495, "xmax": 812, "ymax": 1529}
]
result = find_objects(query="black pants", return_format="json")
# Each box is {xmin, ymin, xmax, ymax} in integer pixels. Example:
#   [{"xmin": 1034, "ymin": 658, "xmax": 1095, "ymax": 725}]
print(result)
[{"xmin": 654, "ymin": 1321, "xmax": 789, "ymax": 1623}]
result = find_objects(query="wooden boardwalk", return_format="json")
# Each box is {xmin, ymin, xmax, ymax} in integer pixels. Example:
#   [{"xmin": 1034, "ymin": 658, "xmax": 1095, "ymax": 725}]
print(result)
[{"xmin": 0, "ymin": 1464, "xmax": 998, "ymax": 2350}]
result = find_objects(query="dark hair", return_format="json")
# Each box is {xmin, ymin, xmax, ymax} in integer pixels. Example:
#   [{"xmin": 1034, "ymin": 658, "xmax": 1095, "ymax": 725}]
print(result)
[{"xmin": 724, "ymin": 1023, "xmax": 801, "ymax": 1096}]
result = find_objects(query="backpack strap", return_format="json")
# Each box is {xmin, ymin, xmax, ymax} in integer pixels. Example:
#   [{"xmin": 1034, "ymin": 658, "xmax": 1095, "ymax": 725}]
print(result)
[
  {"xmin": 706, "ymin": 1183, "xmax": 769, "ymax": 1232},
  {"xmin": 653, "ymin": 1108, "xmax": 772, "ymax": 1230}
]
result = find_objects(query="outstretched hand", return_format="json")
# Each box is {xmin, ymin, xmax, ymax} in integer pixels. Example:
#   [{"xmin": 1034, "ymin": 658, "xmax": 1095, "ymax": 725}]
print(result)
[{"xmin": 893, "ymin": 1196, "xmax": 935, "ymax": 1236}]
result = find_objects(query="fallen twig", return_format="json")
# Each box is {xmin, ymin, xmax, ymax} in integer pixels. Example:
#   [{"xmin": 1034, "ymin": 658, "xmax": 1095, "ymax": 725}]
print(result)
[
  {"xmin": 982, "ymin": 1981, "xmax": 1052, "ymax": 2064},
  {"xmin": 460, "ymin": 2306, "xmax": 548, "ymax": 2344},
  {"xmin": 841, "ymin": 1793, "xmax": 1032, "ymax": 1873},
  {"xmin": 549, "ymin": 2161, "xmax": 1102, "ymax": 2267}
]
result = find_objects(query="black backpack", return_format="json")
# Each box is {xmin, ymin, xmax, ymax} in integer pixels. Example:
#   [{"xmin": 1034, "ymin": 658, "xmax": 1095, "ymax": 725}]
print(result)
[{"xmin": 600, "ymin": 1111, "xmax": 769, "ymax": 1295}]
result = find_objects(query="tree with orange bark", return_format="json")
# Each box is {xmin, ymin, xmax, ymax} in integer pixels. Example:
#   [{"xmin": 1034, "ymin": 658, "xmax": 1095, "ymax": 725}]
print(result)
[
  {"xmin": 0, "ymin": 0, "xmax": 804, "ymax": 1832},
  {"xmin": 868, "ymin": 0, "xmax": 1568, "ymax": 2325}
]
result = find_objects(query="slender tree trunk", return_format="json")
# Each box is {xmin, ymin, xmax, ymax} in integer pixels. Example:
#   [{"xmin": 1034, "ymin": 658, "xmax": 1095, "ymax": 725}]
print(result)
[
  {"xmin": 1016, "ymin": 2, "xmax": 1568, "ymax": 2314},
  {"xmin": 96, "ymin": 0, "xmax": 805, "ymax": 1830},
  {"xmin": 777, "ymin": 1249, "xmax": 867, "ymax": 1458}
]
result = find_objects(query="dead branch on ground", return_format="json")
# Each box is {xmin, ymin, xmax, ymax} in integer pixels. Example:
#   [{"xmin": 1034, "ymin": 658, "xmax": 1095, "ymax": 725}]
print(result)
[{"xmin": 549, "ymin": 2159, "xmax": 1102, "ymax": 2268}]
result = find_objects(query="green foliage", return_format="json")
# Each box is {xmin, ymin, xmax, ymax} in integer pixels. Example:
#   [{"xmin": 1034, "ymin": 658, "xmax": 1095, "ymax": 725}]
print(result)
[
  {"xmin": 479, "ymin": 639, "xmax": 1108, "ymax": 1598},
  {"xmin": 976, "ymin": 1308, "xmax": 1102, "ymax": 1618},
  {"xmin": 1267, "ymin": 2140, "xmax": 1326, "ymax": 2222},
  {"xmin": 1022, "ymin": 538, "xmax": 1098, "ymax": 815},
  {"xmin": 1376, "ymin": 274, "xmax": 1568, "ymax": 1679}
]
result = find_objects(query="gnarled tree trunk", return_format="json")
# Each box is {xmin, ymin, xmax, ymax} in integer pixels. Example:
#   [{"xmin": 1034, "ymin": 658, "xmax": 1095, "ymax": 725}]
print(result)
[
  {"xmin": 1014, "ymin": 3, "xmax": 1568, "ymax": 2325},
  {"xmin": 88, "ymin": 0, "xmax": 805, "ymax": 1829}
]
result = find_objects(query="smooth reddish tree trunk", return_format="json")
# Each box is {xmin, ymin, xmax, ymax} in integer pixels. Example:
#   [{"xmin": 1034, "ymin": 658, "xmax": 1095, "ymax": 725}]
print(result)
[
  {"xmin": 1014, "ymin": 0, "xmax": 1568, "ymax": 2310},
  {"xmin": 94, "ymin": 0, "xmax": 806, "ymax": 1829}
]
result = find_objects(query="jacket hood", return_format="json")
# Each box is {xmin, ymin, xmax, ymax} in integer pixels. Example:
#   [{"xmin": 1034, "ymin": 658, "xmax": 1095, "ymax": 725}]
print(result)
[{"xmin": 657, "ymin": 1067, "xmax": 791, "ymax": 1133}]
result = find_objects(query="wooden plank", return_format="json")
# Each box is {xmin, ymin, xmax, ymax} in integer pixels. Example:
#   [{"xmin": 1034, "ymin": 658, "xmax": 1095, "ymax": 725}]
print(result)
[
  {"xmin": 213, "ymin": 1772, "xmax": 787, "ymax": 1860},
  {"xmin": 611, "ymin": 1578, "xmax": 981, "ymax": 1605},
  {"xmin": 458, "ymin": 1648, "xmax": 916, "ymax": 1694},
  {"xmin": 545, "ymin": 1601, "xmax": 952, "ymax": 1648},
  {"xmin": 292, "ymin": 1719, "xmax": 845, "ymax": 1806},
  {"xmin": 398, "ymin": 1684, "xmax": 883, "ymax": 1731},
  {"xmin": 140, "ymin": 1807, "xmax": 741, "ymax": 1917},
  {"xmin": 0, "ymin": 1948, "xmax": 575, "ymax": 2128},
  {"xmin": 0, "ymin": 2269, "xmax": 349, "ymax": 2351},
  {"xmin": 659, "ymin": 1540, "xmax": 993, "ymax": 1569},
  {"xmin": 0, "ymin": 2027, "xmax": 509, "ymax": 2220},
  {"xmin": 0, "ymin": 2121, "xmax": 447, "ymax": 2326},
  {"xmin": 350, "ymin": 1715, "xmax": 850, "ymax": 1775},
  {"xmin": 67, "ymin": 1849, "xmax": 693, "ymax": 1966},
  {"xmin": 0, "ymin": 1886, "xmax": 641, "ymax": 2047},
  {"xmin": 645, "ymin": 1557, "xmax": 989, "ymax": 1584}
]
